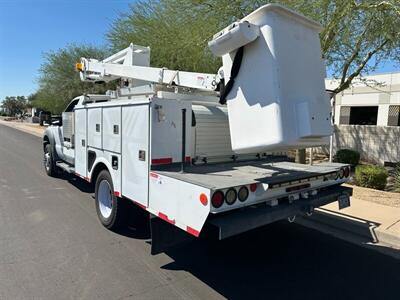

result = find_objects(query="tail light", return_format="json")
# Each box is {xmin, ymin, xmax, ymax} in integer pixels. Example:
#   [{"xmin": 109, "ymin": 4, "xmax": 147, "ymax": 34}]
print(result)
[
  {"xmin": 238, "ymin": 186, "xmax": 249, "ymax": 202},
  {"xmin": 250, "ymin": 183, "xmax": 258, "ymax": 192},
  {"xmin": 343, "ymin": 166, "xmax": 350, "ymax": 178},
  {"xmin": 225, "ymin": 188, "xmax": 237, "ymax": 205},
  {"xmin": 335, "ymin": 171, "xmax": 340, "ymax": 180},
  {"xmin": 211, "ymin": 191, "xmax": 224, "ymax": 208}
]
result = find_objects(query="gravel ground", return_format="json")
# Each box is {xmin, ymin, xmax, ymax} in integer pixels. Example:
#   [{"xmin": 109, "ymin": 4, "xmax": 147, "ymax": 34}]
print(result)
[{"xmin": 344, "ymin": 183, "xmax": 400, "ymax": 208}]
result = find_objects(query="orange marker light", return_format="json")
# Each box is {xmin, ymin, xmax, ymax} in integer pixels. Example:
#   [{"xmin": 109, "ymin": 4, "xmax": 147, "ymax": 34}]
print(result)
[
  {"xmin": 75, "ymin": 62, "xmax": 83, "ymax": 71},
  {"xmin": 199, "ymin": 193, "xmax": 208, "ymax": 206}
]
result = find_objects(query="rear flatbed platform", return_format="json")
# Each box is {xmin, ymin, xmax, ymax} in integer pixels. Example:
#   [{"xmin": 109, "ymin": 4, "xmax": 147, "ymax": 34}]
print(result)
[{"xmin": 154, "ymin": 160, "xmax": 346, "ymax": 190}]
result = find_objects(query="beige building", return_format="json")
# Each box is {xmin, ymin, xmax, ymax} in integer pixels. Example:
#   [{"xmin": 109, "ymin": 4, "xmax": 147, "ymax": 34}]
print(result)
[{"xmin": 325, "ymin": 72, "xmax": 400, "ymax": 164}]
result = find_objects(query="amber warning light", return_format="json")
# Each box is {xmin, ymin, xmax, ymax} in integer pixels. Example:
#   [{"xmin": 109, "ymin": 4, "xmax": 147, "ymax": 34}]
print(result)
[{"xmin": 75, "ymin": 63, "xmax": 83, "ymax": 72}]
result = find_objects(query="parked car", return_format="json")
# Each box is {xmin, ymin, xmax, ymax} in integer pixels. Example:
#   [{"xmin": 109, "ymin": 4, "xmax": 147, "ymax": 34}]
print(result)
[{"xmin": 39, "ymin": 111, "xmax": 51, "ymax": 126}]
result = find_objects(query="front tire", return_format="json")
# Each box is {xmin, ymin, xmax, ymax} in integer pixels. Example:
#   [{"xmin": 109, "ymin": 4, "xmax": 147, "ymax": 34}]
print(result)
[
  {"xmin": 95, "ymin": 170, "xmax": 126, "ymax": 230},
  {"xmin": 44, "ymin": 143, "xmax": 57, "ymax": 177}
]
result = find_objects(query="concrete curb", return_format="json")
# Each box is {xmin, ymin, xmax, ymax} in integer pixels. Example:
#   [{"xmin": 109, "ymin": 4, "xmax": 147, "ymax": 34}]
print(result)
[
  {"xmin": 296, "ymin": 209, "xmax": 400, "ymax": 250},
  {"xmin": 375, "ymin": 226, "xmax": 400, "ymax": 249}
]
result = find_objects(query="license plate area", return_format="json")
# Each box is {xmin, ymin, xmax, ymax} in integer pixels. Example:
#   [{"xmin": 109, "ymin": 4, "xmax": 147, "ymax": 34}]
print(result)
[{"xmin": 338, "ymin": 194, "xmax": 350, "ymax": 209}]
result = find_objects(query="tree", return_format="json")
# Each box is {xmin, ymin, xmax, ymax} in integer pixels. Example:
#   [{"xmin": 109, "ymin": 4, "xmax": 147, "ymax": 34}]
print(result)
[
  {"xmin": 34, "ymin": 44, "xmax": 115, "ymax": 114},
  {"xmin": 1, "ymin": 96, "xmax": 27, "ymax": 116},
  {"xmin": 108, "ymin": 0, "xmax": 400, "ymax": 94},
  {"xmin": 285, "ymin": 0, "xmax": 400, "ymax": 93},
  {"xmin": 107, "ymin": 0, "xmax": 222, "ymax": 74}
]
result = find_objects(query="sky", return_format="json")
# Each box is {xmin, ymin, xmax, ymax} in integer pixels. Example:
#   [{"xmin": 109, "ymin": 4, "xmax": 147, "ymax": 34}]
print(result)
[
  {"xmin": 0, "ymin": 0, "xmax": 133, "ymax": 100},
  {"xmin": 0, "ymin": 0, "xmax": 399, "ymax": 101}
]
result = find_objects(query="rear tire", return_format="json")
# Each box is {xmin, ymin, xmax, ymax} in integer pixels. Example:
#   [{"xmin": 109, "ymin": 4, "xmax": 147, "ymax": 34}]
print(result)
[
  {"xmin": 95, "ymin": 170, "xmax": 126, "ymax": 230},
  {"xmin": 44, "ymin": 143, "xmax": 57, "ymax": 177}
]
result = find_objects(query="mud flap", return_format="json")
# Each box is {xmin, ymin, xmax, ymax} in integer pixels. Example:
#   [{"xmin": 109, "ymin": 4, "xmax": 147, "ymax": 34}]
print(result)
[{"xmin": 150, "ymin": 215, "xmax": 194, "ymax": 255}]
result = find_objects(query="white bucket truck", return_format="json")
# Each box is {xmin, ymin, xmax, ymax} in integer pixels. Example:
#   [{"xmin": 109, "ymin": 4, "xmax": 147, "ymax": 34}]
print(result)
[{"xmin": 43, "ymin": 4, "xmax": 351, "ymax": 254}]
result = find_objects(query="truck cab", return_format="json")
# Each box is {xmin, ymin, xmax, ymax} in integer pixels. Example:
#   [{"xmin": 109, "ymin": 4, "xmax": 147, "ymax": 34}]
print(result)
[{"xmin": 43, "ymin": 95, "xmax": 111, "ymax": 170}]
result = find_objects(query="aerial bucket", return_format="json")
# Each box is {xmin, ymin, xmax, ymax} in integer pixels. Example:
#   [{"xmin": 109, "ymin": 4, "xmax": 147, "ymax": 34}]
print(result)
[{"xmin": 209, "ymin": 4, "xmax": 332, "ymax": 153}]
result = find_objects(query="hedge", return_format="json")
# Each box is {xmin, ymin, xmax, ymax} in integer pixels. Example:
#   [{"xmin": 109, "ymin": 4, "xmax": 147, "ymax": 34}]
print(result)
[
  {"xmin": 354, "ymin": 165, "xmax": 388, "ymax": 190},
  {"xmin": 334, "ymin": 149, "xmax": 360, "ymax": 166}
]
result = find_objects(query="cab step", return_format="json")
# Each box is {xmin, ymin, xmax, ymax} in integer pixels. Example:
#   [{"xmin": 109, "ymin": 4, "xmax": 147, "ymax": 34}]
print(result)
[{"xmin": 56, "ymin": 161, "xmax": 75, "ymax": 174}]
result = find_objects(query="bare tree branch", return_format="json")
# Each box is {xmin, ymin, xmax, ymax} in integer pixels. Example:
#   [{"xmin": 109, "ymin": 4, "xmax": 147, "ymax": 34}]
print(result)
[
  {"xmin": 339, "ymin": 19, "xmax": 372, "ymax": 86},
  {"xmin": 320, "ymin": 2, "xmax": 354, "ymax": 54},
  {"xmin": 334, "ymin": 39, "xmax": 389, "ymax": 93}
]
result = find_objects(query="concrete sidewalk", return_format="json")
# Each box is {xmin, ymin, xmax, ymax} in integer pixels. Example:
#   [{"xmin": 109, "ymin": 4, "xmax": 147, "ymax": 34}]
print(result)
[
  {"xmin": 297, "ymin": 193, "xmax": 400, "ymax": 255},
  {"xmin": 0, "ymin": 119, "xmax": 45, "ymax": 137}
]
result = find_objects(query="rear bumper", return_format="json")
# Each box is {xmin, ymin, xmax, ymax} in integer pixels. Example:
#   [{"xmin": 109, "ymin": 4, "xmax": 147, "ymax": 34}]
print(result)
[{"xmin": 207, "ymin": 185, "xmax": 352, "ymax": 239}]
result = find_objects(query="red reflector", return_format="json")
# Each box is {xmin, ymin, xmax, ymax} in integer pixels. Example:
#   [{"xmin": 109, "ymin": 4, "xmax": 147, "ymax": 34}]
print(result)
[
  {"xmin": 151, "ymin": 158, "xmax": 173, "ymax": 165},
  {"xmin": 199, "ymin": 193, "xmax": 208, "ymax": 206},
  {"xmin": 211, "ymin": 191, "xmax": 224, "ymax": 208},
  {"xmin": 250, "ymin": 183, "xmax": 258, "ymax": 192},
  {"xmin": 286, "ymin": 183, "xmax": 310, "ymax": 193},
  {"xmin": 113, "ymin": 191, "xmax": 120, "ymax": 197}
]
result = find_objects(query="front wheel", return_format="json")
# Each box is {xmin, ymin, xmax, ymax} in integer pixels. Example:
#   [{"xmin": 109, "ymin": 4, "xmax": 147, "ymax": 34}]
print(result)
[
  {"xmin": 44, "ymin": 143, "xmax": 57, "ymax": 177},
  {"xmin": 95, "ymin": 170, "xmax": 126, "ymax": 230}
]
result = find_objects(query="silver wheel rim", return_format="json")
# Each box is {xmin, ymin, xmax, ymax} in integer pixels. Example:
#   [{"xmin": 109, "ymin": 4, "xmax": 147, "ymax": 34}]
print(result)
[
  {"xmin": 44, "ymin": 151, "xmax": 50, "ymax": 171},
  {"xmin": 98, "ymin": 180, "xmax": 113, "ymax": 219}
]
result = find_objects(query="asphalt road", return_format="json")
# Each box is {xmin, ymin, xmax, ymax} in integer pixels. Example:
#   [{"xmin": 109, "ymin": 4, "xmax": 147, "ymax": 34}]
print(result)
[{"xmin": 0, "ymin": 123, "xmax": 399, "ymax": 300}]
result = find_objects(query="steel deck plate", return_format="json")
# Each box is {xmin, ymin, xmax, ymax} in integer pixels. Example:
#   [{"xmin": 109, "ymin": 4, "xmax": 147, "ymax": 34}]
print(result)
[{"xmin": 155, "ymin": 160, "xmax": 347, "ymax": 190}]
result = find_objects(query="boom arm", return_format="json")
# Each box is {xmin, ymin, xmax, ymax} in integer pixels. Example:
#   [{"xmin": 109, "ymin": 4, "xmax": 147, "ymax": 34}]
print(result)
[{"xmin": 76, "ymin": 44, "xmax": 219, "ymax": 91}]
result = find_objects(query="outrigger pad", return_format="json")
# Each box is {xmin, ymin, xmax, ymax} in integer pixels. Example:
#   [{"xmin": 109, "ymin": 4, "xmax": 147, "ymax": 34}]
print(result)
[{"xmin": 150, "ymin": 215, "xmax": 194, "ymax": 255}]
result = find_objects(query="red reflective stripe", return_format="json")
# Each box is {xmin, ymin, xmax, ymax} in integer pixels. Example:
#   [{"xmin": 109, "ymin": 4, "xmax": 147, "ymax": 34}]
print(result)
[
  {"xmin": 123, "ymin": 195, "xmax": 148, "ymax": 210},
  {"xmin": 74, "ymin": 172, "xmax": 90, "ymax": 182},
  {"xmin": 151, "ymin": 158, "xmax": 173, "ymax": 165},
  {"xmin": 75, "ymin": 172, "xmax": 89, "ymax": 181},
  {"xmin": 186, "ymin": 226, "xmax": 200, "ymax": 237},
  {"xmin": 133, "ymin": 201, "xmax": 147, "ymax": 210},
  {"xmin": 152, "ymin": 157, "xmax": 191, "ymax": 165},
  {"xmin": 114, "ymin": 191, "xmax": 120, "ymax": 197},
  {"xmin": 150, "ymin": 172, "xmax": 159, "ymax": 178},
  {"xmin": 158, "ymin": 212, "xmax": 175, "ymax": 225}
]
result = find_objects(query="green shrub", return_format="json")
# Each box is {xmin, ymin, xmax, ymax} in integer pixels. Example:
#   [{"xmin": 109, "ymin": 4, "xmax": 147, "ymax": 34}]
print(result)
[
  {"xmin": 354, "ymin": 165, "xmax": 388, "ymax": 190},
  {"xmin": 394, "ymin": 163, "xmax": 400, "ymax": 192},
  {"xmin": 334, "ymin": 149, "xmax": 360, "ymax": 165}
]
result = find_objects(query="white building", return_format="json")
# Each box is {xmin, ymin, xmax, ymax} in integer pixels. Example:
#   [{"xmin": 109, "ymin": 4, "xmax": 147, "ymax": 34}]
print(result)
[{"xmin": 325, "ymin": 72, "xmax": 400, "ymax": 164}]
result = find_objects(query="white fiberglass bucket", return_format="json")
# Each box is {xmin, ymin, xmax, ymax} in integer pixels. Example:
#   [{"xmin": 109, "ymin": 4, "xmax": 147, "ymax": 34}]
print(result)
[{"xmin": 218, "ymin": 4, "xmax": 332, "ymax": 153}]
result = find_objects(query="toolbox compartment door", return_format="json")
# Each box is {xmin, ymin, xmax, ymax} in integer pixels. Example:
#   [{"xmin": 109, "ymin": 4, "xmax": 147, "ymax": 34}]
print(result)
[
  {"xmin": 121, "ymin": 104, "xmax": 150, "ymax": 207},
  {"xmin": 74, "ymin": 109, "xmax": 87, "ymax": 177}
]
